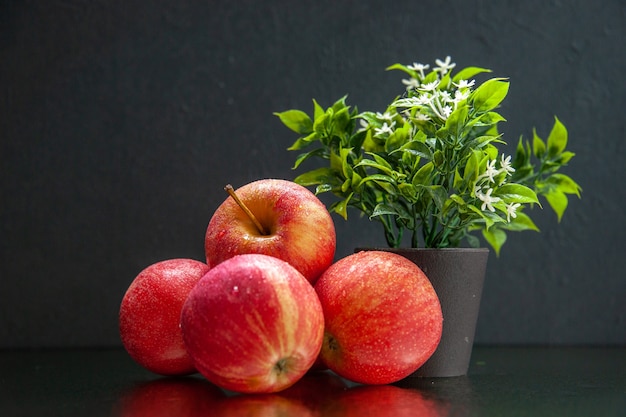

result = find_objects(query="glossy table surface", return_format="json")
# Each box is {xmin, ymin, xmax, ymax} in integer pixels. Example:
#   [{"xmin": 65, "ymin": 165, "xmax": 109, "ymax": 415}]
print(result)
[{"xmin": 1, "ymin": 346, "xmax": 625, "ymax": 416}]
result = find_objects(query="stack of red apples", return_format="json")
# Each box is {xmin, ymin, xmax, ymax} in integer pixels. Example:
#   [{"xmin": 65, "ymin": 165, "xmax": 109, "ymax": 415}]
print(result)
[{"xmin": 119, "ymin": 179, "xmax": 443, "ymax": 394}]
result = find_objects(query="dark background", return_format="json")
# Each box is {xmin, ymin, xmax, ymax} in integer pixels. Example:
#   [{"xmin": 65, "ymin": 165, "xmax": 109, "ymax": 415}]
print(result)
[{"xmin": 1, "ymin": 0, "xmax": 624, "ymax": 349}]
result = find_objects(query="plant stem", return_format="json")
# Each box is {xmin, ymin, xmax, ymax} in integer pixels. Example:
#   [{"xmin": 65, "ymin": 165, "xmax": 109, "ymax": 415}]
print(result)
[{"xmin": 224, "ymin": 184, "xmax": 269, "ymax": 235}]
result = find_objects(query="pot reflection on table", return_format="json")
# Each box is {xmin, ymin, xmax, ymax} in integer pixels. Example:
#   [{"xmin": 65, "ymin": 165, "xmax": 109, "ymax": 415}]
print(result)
[{"xmin": 113, "ymin": 371, "xmax": 451, "ymax": 417}]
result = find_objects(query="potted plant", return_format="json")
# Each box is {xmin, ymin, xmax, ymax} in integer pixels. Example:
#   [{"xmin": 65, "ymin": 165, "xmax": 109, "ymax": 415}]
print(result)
[{"xmin": 275, "ymin": 56, "xmax": 581, "ymax": 377}]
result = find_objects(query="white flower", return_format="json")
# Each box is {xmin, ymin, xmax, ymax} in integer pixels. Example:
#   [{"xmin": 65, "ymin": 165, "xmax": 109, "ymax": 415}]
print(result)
[
  {"xmin": 407, "ymin": 62, "xmax": 429, "ymax": 78},
  {"xmin": 402, "ymin": 78, "xmax": 420, "ymax": 90},
  {"xmin": 454, "ymin": 79, "xmax": 475, "ymax": 89},
  {"xmin": 482, "ymin": 159, "xmax": 499, "ymax": 183},
  {"xmin": 500, "ymin": 154, "xmax": 515, "ymax": 175},
  {"xmin": 413, "ymin": 112, "xmax": 431, "ymax": 122},
  {"xmin": 453, "ymin": 89, "xmax": 470, "ymax": 103},
  {"xmin": 477, "ymin": 187, "xmax": 500, "ymax": 212},
  {"xmin": 374, "ymin": 121, "xmax": 395, "ymax": 136},
  {"xmin": 420, "ymin": 80, "xmax": 440, "ymax": 92},
  {"xmin": 425, "ymin": 94, "xmax": 454, "ymax": 121},
  {"xmin": 393, "ymin": 96, "xmax": 424, "ymax": 108},
  {"xmin": 435, "ymin": 56, "xmax": 456, "ymax": 75},
  {"xmin": 505, "ymin": 202, "xmax": 521, "ymax": 222},
  {"xmin": 439, "ymin": 90, "xmax": 453, "ymax": 103},
  {"xmin": 441, "ymin": 104, "xmax": 453, "ymax": 119},
  {"xmin": 357, "ymin": 118, "xmax": 369, "ymax": 132},
  {"xmin": 376, "ymin": 111, "xmax": 395, "ymax": 122},
  {"xmin": 415, "ymin": 93, "xmax": 433, "ymax": 105}
]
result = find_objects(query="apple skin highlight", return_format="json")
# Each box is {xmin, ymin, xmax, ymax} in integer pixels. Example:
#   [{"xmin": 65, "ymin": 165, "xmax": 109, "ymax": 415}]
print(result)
[
  {"xmin": 314, "ymin": 251, "xmax": 443, "ymax": 385},
  {"xmin": 180, "ymin": 254, "xmax": 325, "ymax": 394},
  {"xmin": 205, "ymin": 179, "xmax": 336, "ymax": 284}
]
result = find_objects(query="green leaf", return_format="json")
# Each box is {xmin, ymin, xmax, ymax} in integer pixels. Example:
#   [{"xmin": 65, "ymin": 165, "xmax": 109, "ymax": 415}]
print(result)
[
  {"xmin": 452, "ymin": 67, "xmax": 492, "ymax": 83},
  {"xmin": 463, "ymin": 149, "xmax": 482, "ymax": 184},
  {"xmin": 535, "ymin": 173, "xmax": 581, "ymax": 221},
  {"xmin": 546, "ymin": 116, "xmax": 568, "ymax": 157},
  {"xmin": 453, "ymin": 168, "xmax": 464, "ymax": 189},
  {"xmin": 355, "ymin": 158, "xmax": 398, "ymax": 178},
  {"xmin": 369, "ymin": 152, "xmax": 394, "ymax": 169},
  {"xmin": 501, "ymin": 211, "xmax": 540, "ymax": 232},
  {"xmin": 333, "ymin": 106, "xmax": 351, "ymax": 133},
  {"xmin": 451, "ymin": 194, "xmax": 466, "ymax": 204},
  {"xmin": 313, "ymin": 99, "xmax": 324, "ymax": 120},
  {"xmin": 533, "ymin": 129, "xmax": 546, "ymax": 158},
  {"xmin": 466, "ymin": 135, "xmax": 505, "ymax": 152},
  {"xmin": 292, "ymin": 147, "xmax": 325, "ymax": 169},
  {"xmin": 494, "ymin": 184, "xmax": 539, "ymax": 204},
  {"xmin": 294, "ymin": 167, "xmax": 336, "ymax": 187},
  {"xmin": 397, "ymin": 139, "xmax": 432, "ymax": 160},
  {"xmin": 465, "ymin": 233, "xmax": 481, "ymax": 248},
  {"xmin": 412, "ymin": 162, "xmax": 434, "ymax": 185},
  {"xmin": 349, "ymin": 129, "xmax": 367, "ymax": 150},
  {"xmin": 545, "ymin": 173, "xmax": 582, "ymax": 197},
  {"xmin": 351, "ymin": 170, "xmax": 363, "ymax": 189},
  {"xmin": 315, "ymin": 184, "xmax": 333, "ymax": 194},
  {"xmin": 329, "ymin": 149, "xmax": 342, "ymax": 173},
  {"xmin": 331, "ymin": 95, "xmax": 349, "ymax": 112},
  {"xmin": 370, "ymin": 203, "xmax": 412, "ymax": 222},
  {"xmin": 467, "ymin": 204, "xmax": 500, "ymax": 229},
  {"xmin": 482, "ymin": 227, "xmax": 507, "ymax": 256},
  {"xmin": 398, "ymin": 183, "xmax": 418, "ymax": 201},
  {"xmin": 544, "ymin": 190, "xmax": 568, "ymax": 222},
  {"xmin": 340, "ymin": 147, "xmax": 354, "ymax": 179},
  {"xmin": 512, "ymin": 137, "xmax": 529, "ymax": 167},
  {"xmin": 362, "ymin": 129, "xmax": 384, "ymax": 153},
  {"xmin": 288, "ymin": 131, "xmax": 319, "ymax": 151},
  {"xmin": 313, "ymin": 111, "xmax": 330, "ymax": 134},
  {"xmin": 274, "ymin": 110, "xmax": 313, "ymax": 134},
  {"xmin": 444, "ymin": 103, "xmax": 469, "ymax": 138},
  {"xmin": 385, "ymin": 123, "xmax": 410, "ymax": 153},
  {"xmin": 472, "ymin": 78, "xmax": 510, "ymax": 112},
  {"xmin": 370, "ymin": 203, "xmax": 399, "ymax": 218},
  {"xmin": 557, "ymin": 151, "xmax": 576, "ymax": 165},
  {"xmin": 385, "ymin": 63, "xmax": 416, "ymax": 77},
  {"xmin": 358, "ymin": 111, "xmax": 380, "ymax": 125},
  {"xmin": 331, "ymin": 192, "xmax": 353, "ymax": 220},
  {"xmin": 475, "ymin": 111, "xmax": 507, "ymax": 128},
  {"xmin": 433, "ymin": 150, "xmax": 444, "ymax": 167},
  {"xmin": 422, "ymin": 185, "xmax": 448, "ymax": 211},
  {"xmin": 359, "ymin": 174, "xmax": 396, "ymax": 186},
  {"xmin": 422, "ymin": 71, "xmax": 439, "ymax": 85},
  {"xmin": 341, "ymin": 178, "xmax": 352, "ymax": 193},
  {"xmin": 438, "ymin": 71, "xmax": 452, "ymax": 90}
]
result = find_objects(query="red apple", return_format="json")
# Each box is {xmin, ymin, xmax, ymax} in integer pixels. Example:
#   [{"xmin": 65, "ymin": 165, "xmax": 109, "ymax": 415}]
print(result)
[
  {"xmin": 180, "ymin": 253, "xmax": 325, "ymax": 394},
  {"xmin": 119, "ymin": 258, "xmax": 210, "ymax": 375},
  {"xmin": 314, "ymin": 251, "xmax": 443, "ymax": 385},
  {"xmin": 204, "ymin": 179, "xmax": 336, "ymax": 284}
]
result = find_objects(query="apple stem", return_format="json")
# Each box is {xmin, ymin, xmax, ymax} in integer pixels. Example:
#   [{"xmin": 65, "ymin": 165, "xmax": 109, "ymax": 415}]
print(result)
[{"xmin": 224, "ymin": 184, "xmax": 269, "ymax": 235}]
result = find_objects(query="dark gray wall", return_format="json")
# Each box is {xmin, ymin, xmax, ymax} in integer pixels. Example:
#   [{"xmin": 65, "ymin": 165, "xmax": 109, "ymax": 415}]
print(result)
[{"xmin": 1, "ymin": 0, "xmax": 624, "ymax": 348}]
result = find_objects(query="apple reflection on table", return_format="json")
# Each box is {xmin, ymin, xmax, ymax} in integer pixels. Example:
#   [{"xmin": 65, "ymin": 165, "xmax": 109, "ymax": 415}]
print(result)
[{"xmin": 112, "ymin": 370, "xmax": 452, "ymax": 417}]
